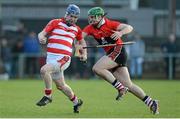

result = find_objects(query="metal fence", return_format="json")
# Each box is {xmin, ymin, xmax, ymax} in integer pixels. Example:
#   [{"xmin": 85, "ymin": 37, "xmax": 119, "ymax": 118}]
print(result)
[{"xmin": 7, "ymin": 52, "xmax": 180, "ymax": 80}]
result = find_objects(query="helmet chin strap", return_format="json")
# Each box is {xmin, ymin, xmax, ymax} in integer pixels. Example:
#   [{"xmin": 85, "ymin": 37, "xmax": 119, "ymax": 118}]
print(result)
[
  {"xmin": 64, "ymin": 14, "xmax": 76, "ymax": 26},
  {"xmin": 95, "ymin": 13, "xmax": 107, "ymax": 28},
  {"xmin": 96, "ymin": 18, "xmax": 105, "ymax": 28}
]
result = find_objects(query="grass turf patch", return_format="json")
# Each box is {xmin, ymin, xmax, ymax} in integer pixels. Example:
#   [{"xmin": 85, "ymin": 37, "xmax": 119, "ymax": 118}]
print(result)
[{"xmin": 0, "ymin": 79, "xmax": 180, "ymax": 118}]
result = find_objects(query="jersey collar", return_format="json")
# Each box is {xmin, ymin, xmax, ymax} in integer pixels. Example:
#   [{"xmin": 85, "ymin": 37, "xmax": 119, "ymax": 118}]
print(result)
[{"xmin": 62, "ymin": 18, "xmax": 75, "ymax": 27}]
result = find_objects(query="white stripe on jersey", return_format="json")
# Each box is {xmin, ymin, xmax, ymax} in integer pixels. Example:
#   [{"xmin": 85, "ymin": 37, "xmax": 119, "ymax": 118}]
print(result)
[
  {"xmin": 49, "ymin": 35, "xmax": 73, "ymax": 44},
  {"xmin": 47, "ymin": 43, "xmax": 72, "ymax": 52},
  {"xmin": 69, "ymin": 26, "xmax": 78, "ymax": 32},
  {"xmin": 58, "ymin": 22, "xmax": 69, "ymax": 28},
  {"xmin": 47, "ymin": 52, "xmax": 71, "ymax": 57},
  {"xmin": 52, "ymin": 29, "xmax": 76, "ymax": 38},
  {"xmin": 58, "ymin": 22, "xmax": 78, "ymax": 32}
]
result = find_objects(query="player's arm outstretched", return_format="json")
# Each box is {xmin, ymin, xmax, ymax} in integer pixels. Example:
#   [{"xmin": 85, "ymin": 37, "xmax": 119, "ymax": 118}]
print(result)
[{"xmin": 111, "ymin": 23, "xmax": 133, "ymax": 41}]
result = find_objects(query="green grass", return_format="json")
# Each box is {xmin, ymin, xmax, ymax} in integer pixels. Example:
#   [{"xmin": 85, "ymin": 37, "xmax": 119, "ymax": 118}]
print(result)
[{"xmin": 0, "ymin": 79, "xmax": 180, "ymax": 118}]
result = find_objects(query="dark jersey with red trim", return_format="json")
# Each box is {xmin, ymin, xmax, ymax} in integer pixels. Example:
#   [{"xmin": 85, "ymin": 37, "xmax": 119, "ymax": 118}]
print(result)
[{"xmin": 83, "ymin": 18, "xmax": 123, "ymax": 53}]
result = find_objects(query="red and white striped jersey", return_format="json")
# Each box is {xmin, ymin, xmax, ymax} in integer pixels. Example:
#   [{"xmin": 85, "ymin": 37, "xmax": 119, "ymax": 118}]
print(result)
[{"xmin": 44, "ymin": 18, "xmax": 83, "ymax": 56}]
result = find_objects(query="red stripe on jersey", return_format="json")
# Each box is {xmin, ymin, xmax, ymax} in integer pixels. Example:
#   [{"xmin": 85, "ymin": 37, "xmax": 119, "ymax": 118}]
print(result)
[
  {"xmin": 50, "ymin": 32, "xmax": 74, "ymax": 39},
  {"xmin": 56, "ymin": 25, "xmax": 78, "ymax": 34},
  {"xmin": 56, "ymin": 25, "xmax": 67, "ymax": 31},
  {"xmin": 49, "ymin": 39, "xmax": 72, "ymax": 48},
  {"xmin": 47, "ymin": 48, "xmax": 72, "ymax": 56}
]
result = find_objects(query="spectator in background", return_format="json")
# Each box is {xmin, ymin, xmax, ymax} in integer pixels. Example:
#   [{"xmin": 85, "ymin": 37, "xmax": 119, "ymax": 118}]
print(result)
[
  {"xmin": 23, "ymin": 31, "xmax": 40, "ymax": 77},
  {"xmin": 11, "ymin": 40, "xmax": 23, "ymax": 77},
  {"xmin": 161, "ymin": 34, "xmax": 177, "ymax": 79},
  {"xmin": 16, "ymin": 21, "xmax": 28, "ymax": 40},
  {"xmin": 129, "ymin": 32, "xmax": 145, "ymax": 79},
  {"xmin": 1, "ymin": 38, "xmax": 12, "ymax": 78}
]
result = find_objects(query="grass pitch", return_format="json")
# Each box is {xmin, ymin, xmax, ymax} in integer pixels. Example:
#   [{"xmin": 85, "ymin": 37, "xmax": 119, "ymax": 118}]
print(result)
[{"xmin": 0, "ymin": 79, "xmax": 180, "ymax": 118}]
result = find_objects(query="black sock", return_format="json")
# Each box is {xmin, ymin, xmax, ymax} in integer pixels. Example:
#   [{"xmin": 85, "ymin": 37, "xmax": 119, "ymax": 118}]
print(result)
[
  {"xmin": 112, "ymin": 79, "xmax": 117, "ymax": 86},
  {"xmin": 112, "ymin": 79, "xmax": 124, "ymax": 90},
  {"xmin": 142, "ymin": 95, "xmax": 148, "ymax": 101},
  {"xmin": 143, "ymin": 95, "xmax": 153, "ymax": 107}
]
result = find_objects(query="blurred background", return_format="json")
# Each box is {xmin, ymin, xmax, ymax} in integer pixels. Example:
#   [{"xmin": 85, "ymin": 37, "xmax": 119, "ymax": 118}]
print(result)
[{"xmin": 0, "ymin": 0, "xmax": 179, "ymax": 80}]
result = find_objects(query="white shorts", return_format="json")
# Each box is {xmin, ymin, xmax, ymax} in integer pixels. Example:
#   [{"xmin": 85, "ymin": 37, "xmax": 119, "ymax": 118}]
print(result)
[
  {"xmin": 46, "ymin": 53, "xmax": 71, "ymax": 71},
  {"xmin": 46, "ymin": 53, "xmax": 71, "ymax": 80}
]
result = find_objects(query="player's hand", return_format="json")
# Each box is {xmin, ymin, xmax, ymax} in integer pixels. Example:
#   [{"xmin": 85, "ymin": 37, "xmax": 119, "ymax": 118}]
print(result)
[
  {"xmin": 75, "ymin": 44, "xmax": 82, "ymax": 57},
  {"xmin": 79, "ymin": 54, "xmax": 87, "ymax": 62},
  {"xmin": 39, "ymin": 38, "xmax": 47, "ymax": 44},
  {"xmin": 78, "ymin": 48, "xmax": 87, "ymax": 62},
  {"xmin": 74, "ymin": 44, "xmax": 87, "ymax": 63},
  {"xmin": 38, "ymin": 33, "xmax": 47, "ymax": 44},
  {"xmin": 110, "ymin": 31, "xmax": 123, "ymax": 41},
  {"xmin": 79, "ymin": 54, "xmax": 87, "ymax": 64}
]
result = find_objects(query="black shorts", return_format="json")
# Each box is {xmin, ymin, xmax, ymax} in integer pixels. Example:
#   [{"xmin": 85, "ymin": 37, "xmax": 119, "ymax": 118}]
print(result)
[{"xmin": 107, "ymin": 46, "xmax": 128, "ymax": 67}]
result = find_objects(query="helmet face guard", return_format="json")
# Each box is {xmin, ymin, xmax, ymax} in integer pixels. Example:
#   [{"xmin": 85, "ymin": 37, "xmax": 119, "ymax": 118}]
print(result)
[
  {"xmin": 88, "ymin": 15, "xmax": 102, "ymax": 25},
  {"xmin": 65, "ymin": 14, "xmax": 78, "ymax": 25},
  {"xmin": 65, "ymin": 4, "xmax": 80, "ymax": 25},
  {"xmin": 88, "ymin": 7, "xmax": 104, "ymax": 25}
]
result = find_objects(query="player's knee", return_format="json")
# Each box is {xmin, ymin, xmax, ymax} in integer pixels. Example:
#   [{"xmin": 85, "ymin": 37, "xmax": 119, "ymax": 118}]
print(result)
[
  {"xmin": 40, "ymin": 67, "xmax": 49, "ymax": 75},
  {"xmin": 92, "ymin": 65, "xmax": 100, "ymax": 74},
  {"xmin": 92, "ymin": 66, "xmax": 105, "ymax": 76},
  {"xmin": 40, "ymin": 67, "xmax": 46, "ymax": 75},
  {"xmin": 125, "ymin": 83, "xmax": 134, "ymax": 91},
  {"xmin": 92, "ymin": 65, "xmax": 96, "ymax": 73}
]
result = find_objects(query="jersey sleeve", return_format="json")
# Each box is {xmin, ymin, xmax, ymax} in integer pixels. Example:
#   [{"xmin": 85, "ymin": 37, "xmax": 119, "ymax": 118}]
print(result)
[
  {"xmin": 76, "ymin": 26, "xmax": 83, "ymax": 41},
  {"xmin": 109, "ymin": 20, "xmax": 121, "ymax": 30},
  {"xmin": 44, "ymin": 19, "xmax": 58, "ymax": 33}
]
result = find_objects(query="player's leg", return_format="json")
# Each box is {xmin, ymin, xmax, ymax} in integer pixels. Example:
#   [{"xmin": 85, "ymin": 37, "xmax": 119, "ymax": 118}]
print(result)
[
  {"xmin": 92, "ymin": 55, "xmax": 117, "ymax": 83},
  {"xmin": 53, "ymin": 72, "xmax": 83, "ymax": 113},
  {"xmin": 36, "ymin": 63, "xmax": 55, "ymax": 106},
  {"xmin": 113, "ymin": 67, "xmax": 146, "ymax": 99},
  {"xmin": 52, "ymin": 56, "xmax": 83, "ymax": 113},
  {"xmin": 113, "ymin": 67, "xmax": 159, "ymax": 114},
  {"xmin": 92, "ymin": 55, "xmax": 127, "ymax": 97}
]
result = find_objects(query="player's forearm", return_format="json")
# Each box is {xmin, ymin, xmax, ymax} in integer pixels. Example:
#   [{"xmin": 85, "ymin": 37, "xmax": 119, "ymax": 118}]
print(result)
[
  {"xmin": 117, "ymin": 24, "xmax": 133, "ymax": 35},
  {"xmin": 81, "ymin": 32, "xmax": 88, "ymax": 55},
  {"xmin": 79, "ymin": 39, "xmax": 87, "ymax": 55}
]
